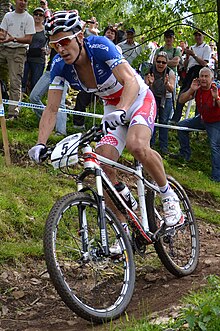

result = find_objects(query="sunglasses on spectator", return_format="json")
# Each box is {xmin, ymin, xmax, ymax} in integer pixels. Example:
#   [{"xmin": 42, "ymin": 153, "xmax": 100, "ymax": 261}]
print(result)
[
  {"xmin": 156, "ymin": 60, "xmax": 167, "ymax": 64},
  {"xmin": 34, "ymin": 13, "xmax": 44, "ymax": 17},
  {"xmin": 49, "ymin": 35, "xmax": 78, "ymax": 50},
  {"xmin": 40, "ymin": 2, "xmax": 46, "ymax": 4}
]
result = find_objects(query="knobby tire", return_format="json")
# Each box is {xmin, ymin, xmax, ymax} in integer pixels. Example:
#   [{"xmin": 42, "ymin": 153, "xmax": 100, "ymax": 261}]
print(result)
[{"xmin": 43, "ymin": 192, "xmax": 135, "ymax": 323}]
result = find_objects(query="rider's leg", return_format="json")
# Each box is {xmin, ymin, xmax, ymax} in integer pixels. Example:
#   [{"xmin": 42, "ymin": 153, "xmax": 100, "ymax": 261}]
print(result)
[
  {"xmin": 126, "ymin": 125, "xmax": 166, "ymax": 185},
  {"xmin": 96, "ymin": 144, "xmax": 119, "ymax": 184},
  {"xmin": 126, "ymin": 124, "xmax": 183, "ymax": 227}
]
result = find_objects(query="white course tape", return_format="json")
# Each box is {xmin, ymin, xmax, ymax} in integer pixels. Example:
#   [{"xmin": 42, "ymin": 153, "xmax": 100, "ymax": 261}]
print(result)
[{"xmin": 2, "ymin": 99, "xmax": 204, "ymax": 132}]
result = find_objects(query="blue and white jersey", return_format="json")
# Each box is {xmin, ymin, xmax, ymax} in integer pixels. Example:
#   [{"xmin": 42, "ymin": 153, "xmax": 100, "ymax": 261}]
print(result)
[{"xmin": 50, "ymin": 35, "xmax": 147, "ymax": 105}]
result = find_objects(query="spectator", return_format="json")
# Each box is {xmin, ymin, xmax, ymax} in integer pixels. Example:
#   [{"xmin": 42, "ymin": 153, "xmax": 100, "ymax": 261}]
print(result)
[
  {"xmin": 103, "ymin": 24, "xmax": 122, "ymax": 54},
  {"xmin": 30, "ymin": 48, "xmax": 68, "ymax": 136},
  {"xmin": 22, "ymin": 7, "xmax": 47, "ymax": 95},
  {"xmin": 177, "ymin": 40, "xmax": 188, "ymax": 86},
  {"xmin": 0, "ymin": 0, "xmax": 35, "ymax": 119},
  {"xmin": 39, "ymin": 0, "xmax": 51, "ymax": 22},
  {"xmin": 145, "ymin": 51, "xmax": 176, "ymax": 154},
  {"xmin": 117, "ymin": 27, "xmax": 142, "ymax": 65},
  {"xmin": 113, "ymin": 22, "xmax": 125, "ymax": 43},
  {"xmin": 103, "ymin": 25, "xmax": 118, "ymax": 44},
  {"xmin": 172, "ymin": 67, "xmax": 220, "ymax": 182},
  {"xmin": 170, "ymin": 30, "xmax": 211, "ymax": 124},
  {"xmin": 154, "ymin": 29, "xmax": 181, "ymax": 116},
  {"xmin": 208, "ymin": 41, "xmax": 218, "ymax": 76},
  {"xmin": 84, "ymin": 17, "xmax": 100, "ymax": 37},
  {"xmin": 154, "ymin": 29, "xmax": 181, "ymax": 76}
]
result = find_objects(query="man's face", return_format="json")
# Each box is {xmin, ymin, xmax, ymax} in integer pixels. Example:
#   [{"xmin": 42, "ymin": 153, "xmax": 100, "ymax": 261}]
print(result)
[
  {"xmin": 164, "ymin": 35, "xmax": 174, "ymax": 47},
  {"xmin": 49, "ymin": 31, "xmax": 83, "ymax": 65},
  {"xmin": 126, "ymin": 32, "xmax": 134, "ymax": 45},
  {"xmin": 199, "ymin": 70, "xmax": 212, "ymax": 88},
  {"xmin": 194, "ymin": 33, "xmax": 204, "ymax": 45},
  {"xmin": 16, "ymin": 0, "xmax": 27, "ymax": 12},
  {"xmin": 40, "ymin": 1, "xmax": 46, "ymax": 7}
]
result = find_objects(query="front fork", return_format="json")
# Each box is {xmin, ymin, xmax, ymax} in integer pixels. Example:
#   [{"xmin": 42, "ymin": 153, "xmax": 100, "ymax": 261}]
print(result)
[{"xmin": 77, "ymin": 169, "xmax": 110, "ymax": 257}]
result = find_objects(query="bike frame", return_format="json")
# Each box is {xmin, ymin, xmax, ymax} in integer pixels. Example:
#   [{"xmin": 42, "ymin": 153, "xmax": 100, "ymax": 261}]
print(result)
[{"xmin": 77, "ymin": 145, "xmax": 161, "ymax": 252}]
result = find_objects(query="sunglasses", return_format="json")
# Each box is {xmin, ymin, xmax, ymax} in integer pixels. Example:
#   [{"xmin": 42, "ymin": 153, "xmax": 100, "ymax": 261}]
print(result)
[
  {"xmin": 156, "ymin": 60, "xmax": 167, "ymax": 64},
  {"xmin": 49, "ymin": 35, "xmax": 76, "ymax": 50},
  {"xmin": 34, "ymin": 13, "xmax": 44, "ymax": 17}
]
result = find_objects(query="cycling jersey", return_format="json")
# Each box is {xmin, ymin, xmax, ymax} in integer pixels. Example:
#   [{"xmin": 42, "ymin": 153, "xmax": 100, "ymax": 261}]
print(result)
[
  {"xmin": 49, "ymin": 35, "xmax": 148, "ymax": 105},
  {"xmin": 50, "ymin": 34, "xmax": 155, "ymax": 155}
]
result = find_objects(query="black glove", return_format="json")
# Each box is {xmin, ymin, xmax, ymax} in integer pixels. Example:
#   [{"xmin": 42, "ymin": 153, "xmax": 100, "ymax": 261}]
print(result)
[{"xmin": 103, "ymin": 109, "xmax": 126, "ymax": 135}]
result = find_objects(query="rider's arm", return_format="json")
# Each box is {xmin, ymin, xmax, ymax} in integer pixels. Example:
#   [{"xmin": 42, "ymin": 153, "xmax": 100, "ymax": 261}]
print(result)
[
  {"xmin": 37, "ymin": 89, "xmax": 63, "ymax": 144},
  {"xmin": 112, "ymin": 62, "xmax": 140, "ymax": 111}
]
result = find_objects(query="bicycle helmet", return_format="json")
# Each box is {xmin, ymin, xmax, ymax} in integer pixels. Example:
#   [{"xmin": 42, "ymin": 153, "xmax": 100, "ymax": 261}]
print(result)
[{"xmin": 45, "ymin": 10, "xmax": 82, "ymax": 36}]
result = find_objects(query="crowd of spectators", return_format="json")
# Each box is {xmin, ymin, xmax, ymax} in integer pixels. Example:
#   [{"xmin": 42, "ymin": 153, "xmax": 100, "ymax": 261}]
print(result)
[{"xmin": 0, "ymin": 3, "xmax": 219, "ymax": 181}]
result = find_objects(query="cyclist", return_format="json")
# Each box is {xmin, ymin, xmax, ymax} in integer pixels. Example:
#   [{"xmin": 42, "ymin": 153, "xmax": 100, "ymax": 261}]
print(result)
[{"xmin": 28, "ymin": 10, "xmax": 183, "ymax": 228}]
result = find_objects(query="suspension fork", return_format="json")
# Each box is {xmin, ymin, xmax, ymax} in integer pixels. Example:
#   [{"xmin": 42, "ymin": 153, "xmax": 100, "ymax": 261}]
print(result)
[
  {"xmin": 95, "ymin": 168, "xmax": 110, "ymax": 255},
  {"xmin": 77, "ymin": 169, "xmax": 110, "ymax": 256}
]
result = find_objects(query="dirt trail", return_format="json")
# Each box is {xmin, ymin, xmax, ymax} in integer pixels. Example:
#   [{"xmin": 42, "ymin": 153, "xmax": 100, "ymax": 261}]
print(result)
[{"xmin": 0, "ymin": 221, "xmax": 220, "ymax": 331}]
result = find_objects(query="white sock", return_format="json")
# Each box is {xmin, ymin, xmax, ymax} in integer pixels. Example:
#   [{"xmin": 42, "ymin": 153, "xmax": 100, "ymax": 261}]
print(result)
[
  {"xmin": 159, "ymin": 182, "xmax": 177, "ymax": 199},
  {"xmin": 122, "ymin": 223, "xmax": 130, "ymax": 237}
]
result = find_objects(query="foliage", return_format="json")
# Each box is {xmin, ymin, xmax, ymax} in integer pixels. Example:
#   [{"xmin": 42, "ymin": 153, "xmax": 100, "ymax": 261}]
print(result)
[
  {"xmin": 112, "ymin": 275, "xmax": 220, "ymax": 330},
  {"xmin": 174, "ymin": 275, "xmax": 220, "ymax": 331},
  {"xmin": 0, "ymin": 103, "xmax": 220, "ymax": 263}
]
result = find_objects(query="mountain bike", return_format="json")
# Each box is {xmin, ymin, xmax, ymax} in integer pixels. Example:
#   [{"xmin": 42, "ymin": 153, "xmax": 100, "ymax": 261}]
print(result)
[{"xmin": 42, "ymin": 125, "xmax": 199, "ymax": 323}]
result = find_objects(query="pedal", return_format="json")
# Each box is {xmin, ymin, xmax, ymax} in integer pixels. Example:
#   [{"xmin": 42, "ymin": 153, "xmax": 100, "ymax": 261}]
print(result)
[{"xmin": 152, "ymin": 222, "xmax": 167, "ymax": 242}]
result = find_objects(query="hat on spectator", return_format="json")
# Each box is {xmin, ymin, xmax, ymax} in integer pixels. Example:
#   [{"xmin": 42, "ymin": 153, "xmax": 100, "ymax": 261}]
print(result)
[
  {"xmin": 193, "ymin": 30, "xmax": 203, "ymax": 36},
  {"xmin": 33, "ymin": 7, "xmax": 45, "ymax": 14},
  {"xmin": 156, "ymin": 51, "xmax": 168, "ymax": 61},
  {"xmin": 164, "ymin": 29, "xmax": 175, "ymax": 37},
  {"xmin": 40, "ymin": 0, "xmax": 47, "ymax": 4},
  {"xmin": 126, "ymin": 27, "xmax": 135, "ymax": 34}
]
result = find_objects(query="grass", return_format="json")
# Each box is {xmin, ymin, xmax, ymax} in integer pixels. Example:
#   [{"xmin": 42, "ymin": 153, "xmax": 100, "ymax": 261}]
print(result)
[
  {"xmin": 112, "ymin": 275, "xmax": 220, "ymax": 331},
  {"xmin": 0, "ymin": 104, "xmax": 220, "ymax": 260}
]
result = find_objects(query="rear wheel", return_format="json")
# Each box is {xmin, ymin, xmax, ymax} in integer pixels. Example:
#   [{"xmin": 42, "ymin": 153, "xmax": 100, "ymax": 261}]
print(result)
[
  {"xmin": 44, "ymin": 192, "xmax": 135, "ymax": 323},
  {"xmin": 146, "ymin": 175, "xmax": 199, "ymax": 277}
]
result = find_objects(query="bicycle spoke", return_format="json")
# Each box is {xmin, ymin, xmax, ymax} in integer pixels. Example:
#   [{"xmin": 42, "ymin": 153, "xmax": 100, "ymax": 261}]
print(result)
[{"xmin": 44, "ymin": 192, "xmax": 135, "ymax": 322}]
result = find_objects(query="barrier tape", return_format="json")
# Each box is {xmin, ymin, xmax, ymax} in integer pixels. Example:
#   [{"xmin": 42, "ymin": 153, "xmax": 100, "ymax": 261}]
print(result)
[
  {"xmin": 2, "ymin": 99, "xmax": 204, "ymax": 132},
  {"xmin": 0, "ymin": 104, "xmax": 4, "ymax": 117}
]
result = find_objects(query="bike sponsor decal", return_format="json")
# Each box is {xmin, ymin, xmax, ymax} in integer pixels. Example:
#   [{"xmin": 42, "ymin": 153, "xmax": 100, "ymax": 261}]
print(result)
[
  {"xmin": 90, "ymin": 43, "xmax": 109, "ymax": 52},
  {"xmin": 101, "ymin": 229, "xmax": 107, "ymax": 246}
]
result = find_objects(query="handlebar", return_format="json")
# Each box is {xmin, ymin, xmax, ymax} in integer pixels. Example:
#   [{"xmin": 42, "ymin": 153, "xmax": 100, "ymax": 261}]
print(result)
[
  {"xmin": 39, "ymin": 125, "xmax": 104, "ymax": 163},
  {"xmin": 79, "ymin": 124, "xmax": 104, "ymax": 146}
]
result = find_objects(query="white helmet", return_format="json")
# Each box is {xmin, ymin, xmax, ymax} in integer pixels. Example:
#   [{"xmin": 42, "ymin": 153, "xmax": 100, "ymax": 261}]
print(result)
[{"xmin": 45, "ymin": 10, "xmax": 82, "ymax": 36}]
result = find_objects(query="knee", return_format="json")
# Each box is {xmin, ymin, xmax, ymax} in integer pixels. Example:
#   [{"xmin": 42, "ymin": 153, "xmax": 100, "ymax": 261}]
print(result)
[
  {"xmin": 127, "ymin": 140, "xmax": 152, "ymax": 161},
  {"xmin": 30, "ymin": 92, "xmax": 39, "ymax": 103}
]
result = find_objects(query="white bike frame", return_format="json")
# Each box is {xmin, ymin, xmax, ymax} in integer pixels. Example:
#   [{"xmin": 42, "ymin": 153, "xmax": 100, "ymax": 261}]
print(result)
[{"xmin": 77, "ymin": 145, "xmax": 160, "ymax": 244}]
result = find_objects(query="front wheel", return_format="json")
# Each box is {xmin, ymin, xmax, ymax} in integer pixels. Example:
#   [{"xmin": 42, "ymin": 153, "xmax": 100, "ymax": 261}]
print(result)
[
  {"xmin": 146, "ymin": 175, "xmax": 199, "ymax": 277},
  {"xmin": 43, "ymin": 192, "xmax": 135, "ymax": 323}
]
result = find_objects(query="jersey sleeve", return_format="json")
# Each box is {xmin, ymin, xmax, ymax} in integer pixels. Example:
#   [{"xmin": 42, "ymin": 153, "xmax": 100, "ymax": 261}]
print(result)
[
  {"xmin": 49, "ymin": 54, "xmax": 66, "ymax": 91},
  {"xmin": 88, "ymin": 35, "xmax": 126, "ymax": 70}
]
